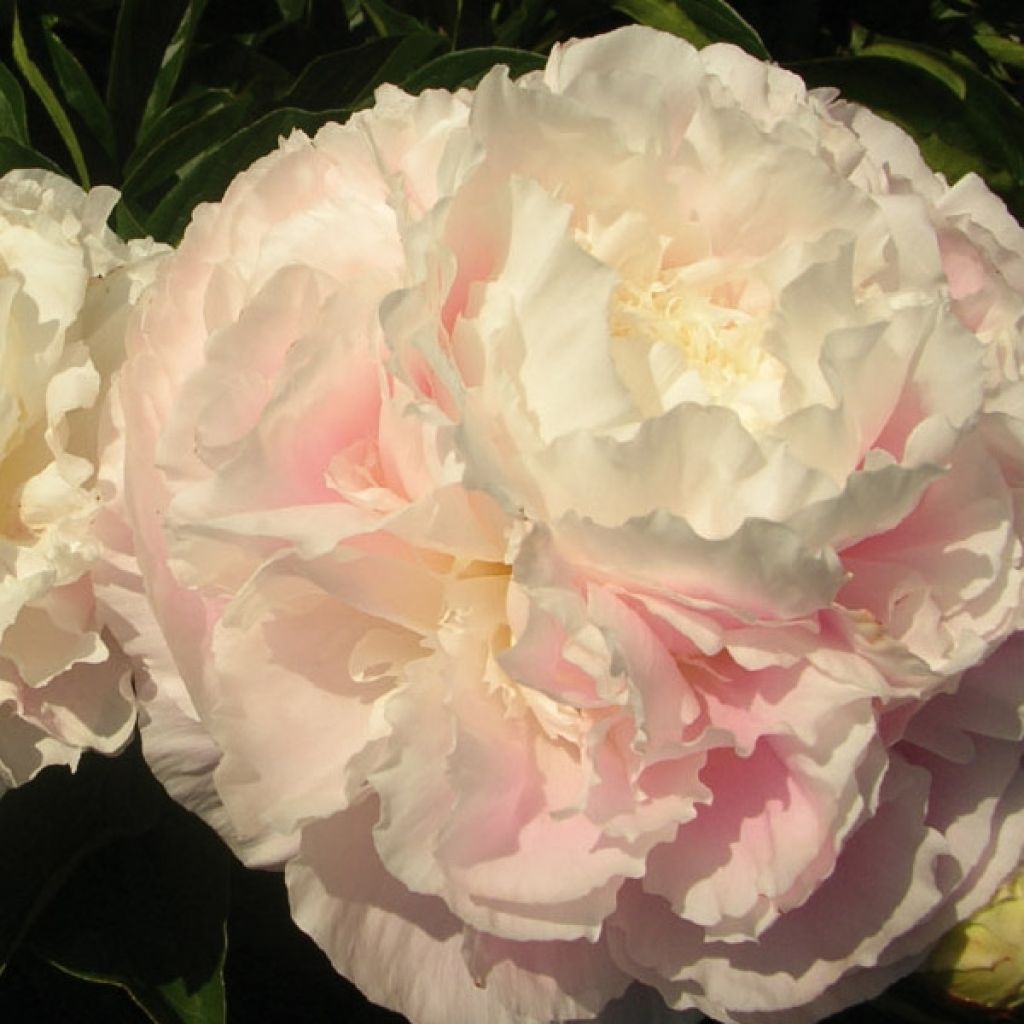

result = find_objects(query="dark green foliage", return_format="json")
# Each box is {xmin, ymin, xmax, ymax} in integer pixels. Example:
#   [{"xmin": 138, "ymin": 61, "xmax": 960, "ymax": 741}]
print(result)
[
  {"xmin": 0, "ymin": 0, "xmax": 1017, "ymax": 238},
  {"xmin": 0, "ymin": 739, "xmax": 226, "ymax": 1023},
  {"xmin": 0, "ymin": 0, "xmax": 554, "ymax": 241}
]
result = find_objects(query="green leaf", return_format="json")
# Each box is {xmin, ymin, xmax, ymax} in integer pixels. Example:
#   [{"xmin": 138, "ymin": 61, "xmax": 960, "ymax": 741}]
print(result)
[
  {"xmin": 426, "ymin": 0, "xmax": 462, "ymax": 40},
  {"xmin": 975, "ymin": 28, "xmax": 1024, "ymax": 71},
  {"xmin": 412, "ymin": 0, "xmax": 487, "ymax": 48},
  {"xmin": 135, "ymin": 88, "xmax": 237, "ymax": 150},
  {"xmin": 29, "ymin": 803, "xmax": 230, "ymax": 1024},
  {"xmin": 342, "ymin": 0, "xmax": 365, "ymax": 31},
  {"xmin": 401, "ymin": 46, "xmax": 545, "ymax": 93},
  {"xmin": 146, "ymin": 105, "xmax": 349, "ymax": 243},
  {"xmin": 124, "ymin": 95, "xmax": 254, "ymax": 200},
  {"xmin": 138, "ymin": 0, "xmax": 210, "ymax": 138},
  {"xmin": 0, "ymin": 740, "xmax": 165, "ymax": 972},
  {"xmin": 0, "ymin": 137, "xmax": 63, "ymax": 175},
  {"xmin": 107, "ymin": 0, "xmax": 189, "ymax": 149},
  {"xmin": 113, "ymin": 195, "xmax": 150, "ymax": 240},
  {"xmin": 287, "ymin": 33, "xmax": 446, "ymax": 110},
  {"xmin": 1, "ymin": 953, "xmax": 145, "ymax": 1022},
  {"xmin": 492, "ymin": 0, "xmax": 550, "ymax": 48},
  {"xmin": 286, "ymin": 37, "xmax": 404, "ymax": 109},
  {"xmin": 275, "ymin": 0, "xmax": 309, "ymax": 23},
  {"xmin": 853, "ymin": 37, "xmax": 968, "ymax": 97},
  {"xmin": 0, "ymin": 60, "xmax": 29, "ymax": 144},
  {"xmin": 42, "ymin": 21, "xmax": 116, "ymax": 159},
  {"xmin": 609, "ymin": 0, "xmax": 770, "ymax": 59},
  {"xmin": 359, "ymin": 0, "xmax": 431, "ymax": 37},
  {"xmin": 11, "ymin": 6, "xmax": 90, "ymax": 185}
]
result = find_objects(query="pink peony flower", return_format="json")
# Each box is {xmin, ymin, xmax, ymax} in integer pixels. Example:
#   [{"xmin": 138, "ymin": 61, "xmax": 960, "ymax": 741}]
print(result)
[
  {"xmin": 0, "ymin": 170, "xmax": 165, "ymax": 793},
  {"xmin": 117, "ymin": 26, "xmax": 1024, "ymax": 1024}
]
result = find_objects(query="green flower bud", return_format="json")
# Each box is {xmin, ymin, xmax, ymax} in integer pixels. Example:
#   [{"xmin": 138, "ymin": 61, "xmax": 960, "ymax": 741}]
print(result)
[{"xmin": 926, "ymin": 866, "xmax": 1024, "ymax": 1010}]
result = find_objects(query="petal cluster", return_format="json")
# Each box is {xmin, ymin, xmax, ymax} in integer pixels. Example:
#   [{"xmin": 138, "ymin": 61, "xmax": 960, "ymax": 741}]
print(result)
[
  {"xmin": 0, "ymin": 169, "xmax": 164, "ymax": 792},
  {"xmin": 119, "ymin": 27, "xmax": 1024, "ymax": 1024}
]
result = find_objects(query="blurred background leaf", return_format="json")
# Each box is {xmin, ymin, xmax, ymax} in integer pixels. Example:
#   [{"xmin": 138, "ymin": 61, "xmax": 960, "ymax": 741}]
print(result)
[
  {"xmin": 400, "ymin": 45, "xmax": 544, "ymax": 91},
  {"xmin": 26, "ymin": 800, "xmax": 230, "ymax": 1024},
  {"xmin": 0, "ymin": 741, "xmax": 161, "ymax": 972},
  {"xmin": 609, "ymin": 0, "xmax": 769, "ymax": 58},
  {"xmin": 11, "ymin": 5, "xmax": 90, "ymax": 183}
]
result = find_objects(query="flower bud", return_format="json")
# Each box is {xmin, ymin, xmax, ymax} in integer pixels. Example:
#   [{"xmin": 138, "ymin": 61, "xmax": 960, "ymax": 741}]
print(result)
[{"xmin": 926, "ymin": 867, "xmax": 1024, "ymax": 1010}]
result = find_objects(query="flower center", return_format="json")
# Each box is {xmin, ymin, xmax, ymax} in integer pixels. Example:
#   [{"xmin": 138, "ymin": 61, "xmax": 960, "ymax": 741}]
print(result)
[
  {"xmin": 613, "ymin": 275, "xmax": 771, "ymax": 390},
  {"xmin": 609, "ymin": 270, "xmax": 784, "ymax": 427}
]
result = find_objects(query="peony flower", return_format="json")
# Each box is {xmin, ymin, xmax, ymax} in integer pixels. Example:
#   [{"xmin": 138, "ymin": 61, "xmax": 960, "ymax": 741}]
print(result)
[
  {"xmin": 117, "ymin": 26, "xmax": 1024, "ymax": 1024},
  {"xmin": 0, "ymin": 169, "xmax": 164, "ymax": 794},
  {"xmin": 925, "ymin": 864, "xmax": 1024, "ymax": 1010}
]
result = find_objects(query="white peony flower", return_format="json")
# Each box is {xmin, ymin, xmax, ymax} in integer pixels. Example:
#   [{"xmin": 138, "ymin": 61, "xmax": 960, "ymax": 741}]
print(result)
[{"xmin": 0, "ymin": 169, "xmax": 165, "ymax": 793}]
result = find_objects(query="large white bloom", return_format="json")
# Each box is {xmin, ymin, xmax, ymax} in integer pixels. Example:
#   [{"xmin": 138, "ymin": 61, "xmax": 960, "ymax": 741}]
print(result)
[
  {"xmin": 119, "ymin": 27, "xmax": 1024, "ymax": 1024},
  {"xmin": 0, "ymin": 169, "xmax": 164, "ymax": 793}
]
